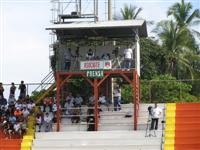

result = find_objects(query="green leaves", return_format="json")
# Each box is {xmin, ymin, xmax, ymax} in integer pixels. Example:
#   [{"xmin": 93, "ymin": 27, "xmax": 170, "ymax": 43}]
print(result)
[{"xmin": 120, "ymin": 4, "xmax": 142, "ymax": 20}]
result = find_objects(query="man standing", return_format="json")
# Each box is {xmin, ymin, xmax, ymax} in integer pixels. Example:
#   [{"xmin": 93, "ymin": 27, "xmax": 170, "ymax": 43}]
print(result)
[
  {"xmin": 10, "ymin": 82, "xmax": 16, "ymax": 98},
  {"xmin": 113, "ymin": 85, "xmax": 121, "ymax": 111},
  {"xmin": 150, "ymin": 103, "xmax": 162, "ymax": 130},
  {"xmin": 123, "ymin": 45, "xmax": 133, "ymax": 69},
  {"xmin": 19, "ymin": 81, "xmax": 26, "ymax": 99},
  {"xmin": 112, "ymin": 47, "xmax": 121, "ymax": 68},
  {"xmin": 64, "ymin": 48, "xmax": 72, "ymax": 70}
]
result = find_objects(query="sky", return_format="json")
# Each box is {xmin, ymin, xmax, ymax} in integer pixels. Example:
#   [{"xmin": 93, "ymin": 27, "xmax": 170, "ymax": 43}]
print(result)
[{"xmin": 0, "ymin": 0, "xmax": 200, "ymax": 95}]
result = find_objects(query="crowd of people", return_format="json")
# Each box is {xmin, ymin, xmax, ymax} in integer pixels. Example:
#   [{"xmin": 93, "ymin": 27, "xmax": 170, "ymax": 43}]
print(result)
[
  {"xmin": 0, "ymin": 81, "xmax": 35, "ymax": 138},
  {"xmin": 64, "ymin": 46, "xmax": 134, "ymax": 70}
]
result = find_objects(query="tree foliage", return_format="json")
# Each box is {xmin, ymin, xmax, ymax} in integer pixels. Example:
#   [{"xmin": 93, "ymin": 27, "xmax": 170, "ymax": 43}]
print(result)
[{"xmin": 120, "ymin": 4, "xmax": 142, "ymax": 20}]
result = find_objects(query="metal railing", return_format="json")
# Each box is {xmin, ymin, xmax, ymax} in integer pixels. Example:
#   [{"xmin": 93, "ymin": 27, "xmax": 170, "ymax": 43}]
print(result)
[
  {"xmin": 33, "ymin": 71, "xmax": 55, "ymax": 92},
  {"xmin": 35, "ymin": 104, "xmax": 134, "ymax": 132},
  {"xmin": 160, "ymin": 104, "xmax": 166, "ymax": 150}
]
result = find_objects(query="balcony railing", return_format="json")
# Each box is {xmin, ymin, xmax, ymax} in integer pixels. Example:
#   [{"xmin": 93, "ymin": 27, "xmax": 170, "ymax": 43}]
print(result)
[{"xmin": 56, "ymin": 58, "xmax": 136, "ymax": 72}]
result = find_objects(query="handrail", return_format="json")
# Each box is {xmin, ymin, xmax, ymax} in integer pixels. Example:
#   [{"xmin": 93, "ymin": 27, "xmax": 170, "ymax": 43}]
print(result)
[
  {"xmin": 33, "ymin": 71, "xmax": 54, "ymax": 92},
  {"xmin": 41, "ymin": 71, "xmax": 54, "ymax": 83},
  {"xmin": 160, "ymin": 104, "xmax": 166, "ymax": 150}
]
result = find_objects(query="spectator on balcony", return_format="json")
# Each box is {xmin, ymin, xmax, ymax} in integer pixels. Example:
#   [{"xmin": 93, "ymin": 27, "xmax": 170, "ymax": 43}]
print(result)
[
  {"xmin": 123, "ymin": 45, "xmax": 133, "ymax": 70},
  {"xmin": 64, "ymin": 48, "xmax": 72, "ymax": 70},
  {"xmin": 150, "ymin": 103, "xmax": 162, "ymax": 130},
  {"xmin": 112, "ymin": 47, "xmax": 121, "ymax": 69},
  {"xmin": 73, "ymin": 47, "xmax": 83, "ymax": 70},
  {"xmin": 101, "ymin": 53, "xmax": 111, "ymax": 60},
  {"xmin": 9, "ymin": 82, "xmax": 16, "ymax": 99},
  {"xmin": 113, "ymin": 85, "xmax": 121, "ymax": 111},
  {"xmin": 86, "ymin": 48, "xmax": 95, "ymax": 60},
  {"xmin": 0, "ymin": 82, "xmax": 4, "ymax": 98},
  {"xmin": 18, "ymin": 81, "xmax": 26, "ymax": 99}
]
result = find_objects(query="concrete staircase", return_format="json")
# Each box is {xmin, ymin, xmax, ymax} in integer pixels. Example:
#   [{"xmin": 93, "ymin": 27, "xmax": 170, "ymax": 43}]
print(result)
[
  {"xmin": 32, "ymin": 103, "xmax": 165, "ymax": 150},
  {"xmin": 99, "ymin": 103, "xmax": 165, "ymax": 131},
  {"xmin": 54, "ymin": 103, "xmax": 165, "ymax": 132},
  {"xmin": 32, "ymin": 131, "xmax": 162, "ymax": 150}
]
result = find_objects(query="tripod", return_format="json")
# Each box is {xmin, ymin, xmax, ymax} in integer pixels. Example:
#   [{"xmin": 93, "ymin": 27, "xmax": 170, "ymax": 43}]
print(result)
[{"xmin": 145, "ymin": 114, "xmax": 156, "ymax": 137}]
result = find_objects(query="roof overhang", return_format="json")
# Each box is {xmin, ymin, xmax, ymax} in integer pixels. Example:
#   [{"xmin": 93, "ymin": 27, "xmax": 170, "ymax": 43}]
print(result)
[{"xmin": 46, "ymin": 20, "xmax": 148, "ymax": 39}]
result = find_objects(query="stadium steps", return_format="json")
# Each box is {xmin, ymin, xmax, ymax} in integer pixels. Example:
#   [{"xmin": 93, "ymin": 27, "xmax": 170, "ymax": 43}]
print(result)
[
  {"xmin": 99, "ymin": 103, "xmax": 165, "ymax": 131},
  {"xmin": 56, "ymin": 103, "xmax": 165, "ymax": 131},
  {"xmin": 32, "ymin": 131, "xmax": 162, "ymax": 150}
]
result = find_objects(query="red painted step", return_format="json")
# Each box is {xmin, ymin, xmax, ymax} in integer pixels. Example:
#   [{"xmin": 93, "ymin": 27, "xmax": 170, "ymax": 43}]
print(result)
[
  {"xmin": 175, "ymin": 103, "xmax": 200, "ymax": 150},
  {"xmin": 0, "ymin": 129, "xmax": 22, "ymax": 150}
]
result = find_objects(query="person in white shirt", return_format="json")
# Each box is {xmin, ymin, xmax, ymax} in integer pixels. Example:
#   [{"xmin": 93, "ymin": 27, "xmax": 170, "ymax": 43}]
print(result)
[
  {"xmin": 123, "ymin": 45, "xmax": 133, "ymax": 69},
  {"xmin": 14, "ymin": 122, "xmax": 21, "ymax": 135},
  {"xmin": 36, "ymin": 114, "xmax": 42, "ymax": 132},
  {"xmin": 99, "ymin": 95, "xmax": 106, "ymax": 105},
  {"xmin": 22, "ymin": 107, "xmax": 30, "ymax": 119},
  {"xmin": 74, "ymin": 94, "xmax": 83, "ymax": 107},
  {"xmin": 65, "ymin": 93, "xmax": 74, "ymax": 115},
  {"xmin": 44, "ymin": 113, "xmax": 52, "ymax": 132},
  {"xmin": 150, "ymin": 103, "xmax": 162, "ymax": 130}
]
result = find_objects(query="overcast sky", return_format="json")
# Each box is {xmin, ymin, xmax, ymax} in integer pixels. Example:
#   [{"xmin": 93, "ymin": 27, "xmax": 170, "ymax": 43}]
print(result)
[{"xmin": 0, "ymin": 0, "xmax": 199, "ymax": 86}]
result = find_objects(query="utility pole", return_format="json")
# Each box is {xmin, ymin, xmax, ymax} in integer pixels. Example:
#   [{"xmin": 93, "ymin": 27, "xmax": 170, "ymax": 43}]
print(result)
[
  {"xmin": 94, "ymin": 0, "xmax": 96, "ymax": 17},
  {"xmin": 108, "ymin": 0, "xmax": 112, "ymax": 20},
  {"xmin": 96, "ymin": 0, "xmax": 98, "ymax": 20},
  {"xmin": 75, "ymin": 0, "xmax": 78, "ymax": 13},
  {"xmin": 79, "ymin": 0, "xmax": 81, "ymax": 15}
]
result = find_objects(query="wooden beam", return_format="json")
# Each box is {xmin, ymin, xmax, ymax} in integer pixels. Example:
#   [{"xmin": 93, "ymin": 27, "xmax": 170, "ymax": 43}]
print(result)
[
  {"xmin": 94, "ymin": 79, "xmax": 99, "ymax": 131},
  {"xmin": 60, "ymin": 74, "xmax": 72, "ymax": 87},
  {"xmin": 81, "ymin": 74, "xmax": 94, "ymax": 87},
  {"xmin": 120, "ymin": 73, "xmax": 132, "ymax": 84},
  {"xmin": 97, "ymin": 73, "xmax": 110, "ymax": 87},
  {"xmin": 56, "ymin": 72, "xmax": 61, "ymax": 132}
]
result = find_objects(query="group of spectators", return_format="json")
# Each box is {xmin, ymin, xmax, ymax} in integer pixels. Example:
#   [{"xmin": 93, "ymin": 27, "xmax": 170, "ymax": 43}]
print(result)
[
  {"xmin": 64, "ymin": 46, "xmax": 134, "ymax": 70},
  {"xmin": 0, "ymin": 81, "xmax": 35, "ymax": 138}
]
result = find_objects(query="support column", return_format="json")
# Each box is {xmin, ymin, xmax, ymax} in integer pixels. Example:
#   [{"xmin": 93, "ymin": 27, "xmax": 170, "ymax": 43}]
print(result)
[
  {"xmin": 56, "ymin": 72, "xmax": 61, "ymax": 132},
  {"xmin": 133, "ymin": 70, "xmax": 137, "ymax": 130},
  {"xmin": 94, "ymin": 79, "xmax": 99, "ymax": 131}
]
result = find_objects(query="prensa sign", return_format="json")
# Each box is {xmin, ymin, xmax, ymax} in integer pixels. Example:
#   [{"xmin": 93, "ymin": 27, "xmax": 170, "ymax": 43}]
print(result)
[{"xmin": 80, "ymin": 60, "xmax": 112, "ymax": 70}]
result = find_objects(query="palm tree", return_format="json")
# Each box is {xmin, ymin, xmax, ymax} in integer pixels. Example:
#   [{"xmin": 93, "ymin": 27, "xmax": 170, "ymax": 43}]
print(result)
[
  {"xmin": 167, "ymin": 0, "xmax": 200, "ymax": 27},
  {"xmin": 154, "ymin": 20, "xmax": 199, "ymax": 79},
  {"xmin": 167, "ymin": 0, "xmax": 200, "ymax": 39},
  {"xmin": 120, "ymin": 4, "xmax": 142, "ymax": 20}
]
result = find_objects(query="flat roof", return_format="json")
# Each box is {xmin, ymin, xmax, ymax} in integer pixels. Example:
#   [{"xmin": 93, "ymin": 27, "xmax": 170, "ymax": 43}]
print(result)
[{"xmin": 46, "ymin": 20, "xmax": 147, "ymax": 39}]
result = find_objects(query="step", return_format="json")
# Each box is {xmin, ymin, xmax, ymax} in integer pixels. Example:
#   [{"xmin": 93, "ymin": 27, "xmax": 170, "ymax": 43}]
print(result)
[
  {"xmin": 33, "ymin": 138, "xmax": 161, "ymax": 146},
  {"xmin": 32, "ymin": 144, "xmax": 161, "ymax": 150},
  {"xmin": 35, "ymin": 131, "xmax": 163, "ymax": 139}
]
